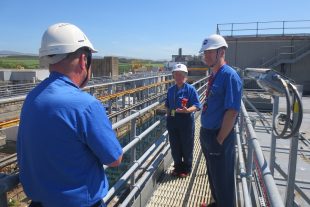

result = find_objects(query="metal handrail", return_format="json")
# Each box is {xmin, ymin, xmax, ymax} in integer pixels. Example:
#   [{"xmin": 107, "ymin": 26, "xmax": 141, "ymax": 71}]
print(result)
[
  {"xmin": 217, "ymin": 20, "xmax": 310, "ymax": 37},
  {"xmin": 236, "ymin": 123, "xmax": 252, "ymax": 207},
  {"xmin": 114, "ymin": 78, "xmax": 208, "ymax": 206},
  {"xmin": 0, "ymin": 72, "xmax": 172, "ymax": 101},
  {"xmin": 240, "ymin": 101, "xmax": 284, "ymax": 207},
  {"xmin": 0, "ymin": 76, "xmax": 208, "ymax": 206}
]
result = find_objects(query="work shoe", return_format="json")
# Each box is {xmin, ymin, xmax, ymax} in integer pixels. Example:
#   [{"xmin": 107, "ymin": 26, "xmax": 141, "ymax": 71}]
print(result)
[
  {"xmin": 201, "ymin": 202, "xmax": 217, "ymax": 207},
  {"xmin": 178, "ymin": 172, "xmax": 189, "ymax": 178}
]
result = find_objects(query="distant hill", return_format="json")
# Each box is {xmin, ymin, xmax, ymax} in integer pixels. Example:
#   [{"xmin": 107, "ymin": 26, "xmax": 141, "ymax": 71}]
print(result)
[
  {"xmin": 0, "ymin": 50, "xmax": 37, "ymax": 57},
  {"xmin": 0, "ymin": 50, "xmax": 167, "ymax": 61}
]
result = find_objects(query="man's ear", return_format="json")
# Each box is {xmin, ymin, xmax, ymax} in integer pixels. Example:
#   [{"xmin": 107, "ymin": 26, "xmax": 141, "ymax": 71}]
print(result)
[
  {"xmin": 78, "ymin": 53, "xmax": 87, "ymax": 72},
  {"xmin": 219, "ymin": 48, "xmax": 225, "ymax": 57}
]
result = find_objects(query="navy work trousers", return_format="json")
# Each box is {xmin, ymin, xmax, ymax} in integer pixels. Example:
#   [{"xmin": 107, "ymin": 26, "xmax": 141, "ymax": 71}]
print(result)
[
  {"xmin": 200, "ymin": 127, "xmax": 235, "ymax": 207},
  {"xmin": 167, "ymin": 113, "xmax": 195, "ymax": 173}
]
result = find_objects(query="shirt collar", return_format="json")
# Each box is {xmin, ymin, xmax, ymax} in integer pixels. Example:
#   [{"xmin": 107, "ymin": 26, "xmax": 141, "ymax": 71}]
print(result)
[{"xmin": 49, "ymin": 71, "xmax": 79, "ymax": 89}]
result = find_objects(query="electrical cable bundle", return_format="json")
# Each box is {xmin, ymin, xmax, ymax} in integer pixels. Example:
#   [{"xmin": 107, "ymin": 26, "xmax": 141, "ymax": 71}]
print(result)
[{"xmin": 273, "ymin": 76, "xmax": 303, "ymax": 139}]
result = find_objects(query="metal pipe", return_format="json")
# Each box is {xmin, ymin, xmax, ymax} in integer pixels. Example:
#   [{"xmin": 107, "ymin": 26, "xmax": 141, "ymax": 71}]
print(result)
[
  {"xmin": 123, "ymin": 121, "xmax": 160, "ymax": 154},
  {"xmin": 119, "ymin": 144, "xmax": 170, "ymax": 207},
  {"xmin": 0, "ymin": 74, "xmax": 172, "ymax": 104},
  {"xmin": 270, "ymin": 96, "xmax": 279, "ymax": 175},
  {"xmin": 130, "ymin": 110, "xmax": 137, "ymax": 190},
  {"xmin": 285, "ymin": 86, "xmax": 303, "ymax": 207},
  {"xmin": 84, "ymin": 74, "xmax": 172, "ymax": 90},
  {"xmin": 112, "ymin": 102, "xmax": 159, "ymax": 130},
  {"xmin": 0, "ymin": 95, "xmax": 26, "ymax": 105},
  {"xmin": 103, "ymin": 131, "xmax": 168, "ymax": 203},
  {"xmin": 192, "ymin": 76, "xmax": 208, "ymax": 87},
  {"xmin": 236, "ymin": 123, "xmax": 252, "ymax": 207},
  {"xmin": 241, "ymin": 101, "xmax": 284, "ymax": 207}
]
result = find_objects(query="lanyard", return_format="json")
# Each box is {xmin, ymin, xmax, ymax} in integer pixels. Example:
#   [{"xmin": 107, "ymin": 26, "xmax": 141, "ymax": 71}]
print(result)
[{"xmin": 203, "ymin": 65, "xmax": 224, "ymax": 111}]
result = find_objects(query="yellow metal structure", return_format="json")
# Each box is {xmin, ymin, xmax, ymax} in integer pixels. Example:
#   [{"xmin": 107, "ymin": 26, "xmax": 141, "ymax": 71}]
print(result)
[
  {"xmin": 0, "ymin": 80, "xmax": 173, "ymax": 129},
  {"xmin": 0, "ymin": 118, "xmax": 20, "ymax": 129},
  {"xmin": 97, "ymin": 80, "xmax": 173, "ymax": 102}
]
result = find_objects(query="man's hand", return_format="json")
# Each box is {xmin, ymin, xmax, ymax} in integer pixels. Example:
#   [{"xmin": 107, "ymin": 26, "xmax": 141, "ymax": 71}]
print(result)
[
  {"xmin": 216, "ymin": 109, "xmax": 238, "ymax": 146},
  {"xmin": 176, "ymin": 106, "xmax": 197, "ymax": 114},
  {"xmin": 176, "ymin": 106, "xmax": 191, "ymax": 113},
  {"xmin": 216, "ymin": 136, "xmax": 224, "ymax": 145},
  {"xmin": 107, "ymin": 154, "xmax": 123, "ymax": 167}
]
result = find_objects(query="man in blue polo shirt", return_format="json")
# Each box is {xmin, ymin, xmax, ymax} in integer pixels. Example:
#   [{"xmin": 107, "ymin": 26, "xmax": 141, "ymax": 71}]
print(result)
[
  {"xmin": 199, "ymin": 34, "xmax": 242, "ymax": 207},
  {"xmin": 17, "ymin": 23, "xmax": 123, "ymax": 207},
  {"xmin": 165, "ymin": 64, "xmax": 201, "ymax": 178}
]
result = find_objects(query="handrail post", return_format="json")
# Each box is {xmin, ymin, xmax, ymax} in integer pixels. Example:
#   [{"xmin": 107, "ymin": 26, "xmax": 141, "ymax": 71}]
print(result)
[
  {"xmin": 246, "ymin": 124, "xmax": 254, "ymax": 197},
  {"xmin": 285, "ymin": 85, "xmax": 303, "ymax": 207},
  {"xmin": 216, "ymin": 24, "xmax": 220, "ymax": 34},
  {"xmin": 231, "ymin": 23, "xmax": 234, "ymax": 36},
  {"xmin": 256, "ymin": 22, "xmax": 259, "ymax": 37},
  {"xmin": 130, "ymin": 110, "xmax": 137, "ymax": 190},
  {"xmin": 282, "ymin": 21, "xmax": 285, "ymax": 36},
  {"xmin": 269, "ymin": 96, "xmax": 279, "ymax": 175}
]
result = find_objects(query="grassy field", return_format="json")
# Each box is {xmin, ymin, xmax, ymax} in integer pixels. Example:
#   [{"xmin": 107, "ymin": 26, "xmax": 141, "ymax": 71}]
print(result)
[
  {"xmin": 0, "ymin": 56, "xmax": 39, "ymax": 69},
  {"xmin": 0, "ymin": 56, "xmax": 164, "ymax": 71}
]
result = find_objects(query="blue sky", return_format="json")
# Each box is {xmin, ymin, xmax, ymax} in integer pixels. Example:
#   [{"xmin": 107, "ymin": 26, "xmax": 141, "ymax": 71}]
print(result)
[{"xmin": 1, "ymin": 0, "xmax": 310, "ymax": 60}]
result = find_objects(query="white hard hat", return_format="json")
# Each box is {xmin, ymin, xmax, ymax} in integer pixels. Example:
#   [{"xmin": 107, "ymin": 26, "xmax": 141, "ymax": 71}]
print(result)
[
  {"xmin": 172, "ymin": 64, "xmax": 188, "ymax": 73},
  {"xmin": 39, "ymin": 23, "xmax": 97, "ymax": 58},
  {"xmin": 199, "ymin": 34, "xmax": 228, "ymax": 53}
]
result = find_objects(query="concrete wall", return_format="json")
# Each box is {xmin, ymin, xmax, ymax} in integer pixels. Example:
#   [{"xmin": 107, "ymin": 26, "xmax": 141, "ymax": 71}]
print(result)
[
  {"xmin": 92, "ymin": 56, "xmax": 119, "ymax": 77},
  {"xmin": 3, "ymin": 126, "xmax": 18, "ymax": 142},
  {"xmin": 275, "ymin": 54, "xmax": 310, "ymax": 93},
  {"xmin": 0, "ymin": 69, "xmax": 49, "ymax": 82},
  {"xmin": 0, "ymin": 70, "xmax": 12, "ymax": 81},
  {"xmin": 225, "ymin": 36, "xmax": 310, "ymax": 94}
]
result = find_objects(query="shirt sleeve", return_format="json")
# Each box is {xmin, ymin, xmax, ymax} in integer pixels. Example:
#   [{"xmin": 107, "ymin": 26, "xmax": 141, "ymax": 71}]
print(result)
[
  {"xmin": 189, "ymin": 86, "xmax": 201, "ymax": 110},
  {"xmin": 80, "ymin": 100, "xmax": 123, "ymax": 165},
  {"xmin": 224, "ymin": 73, "xmax": 242, "ymax": 111}
]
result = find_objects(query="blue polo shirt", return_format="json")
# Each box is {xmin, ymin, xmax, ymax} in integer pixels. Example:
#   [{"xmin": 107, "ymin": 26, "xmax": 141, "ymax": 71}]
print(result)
[
  {"xmin": 165, "ymin": 83, "xmax": 201, "ymax": 112},
  {"xmin": 17, "ymin": 72, "xmax": 122, "ymax": 207},
  {"xmin": 201, "ymin": 64, "xmax": 242, "ymax": 129}
]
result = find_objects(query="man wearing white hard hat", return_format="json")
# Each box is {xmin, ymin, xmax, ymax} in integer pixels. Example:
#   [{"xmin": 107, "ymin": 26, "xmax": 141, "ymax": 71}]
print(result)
[
  {"xmin": 199, "ymin": 34, "xmax": 242, "ymax": 207},
  {"xmin": 165, "ymin": 64, "xmax": 201, "ymax": 178},
  {"xmin": 17, "ymin": 23, "xmax": 123, "ymax": 207}
]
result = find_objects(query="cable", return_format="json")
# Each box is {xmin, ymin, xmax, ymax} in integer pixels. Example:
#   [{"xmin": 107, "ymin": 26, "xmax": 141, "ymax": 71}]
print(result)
[
  {"xmin": 273, "ymin": 77, "xmax": 291, "ymax": 138},
  {"xmin": 272, "ymin": 77, "xmax": 303, "ymax": 139},
  {"xmin": 280, "ymin": 82, "xmax": 303, "ymax": 139}
]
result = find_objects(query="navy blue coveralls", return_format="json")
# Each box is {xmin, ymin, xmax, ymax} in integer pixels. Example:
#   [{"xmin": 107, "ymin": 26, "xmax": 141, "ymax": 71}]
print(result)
[
  {"xmin": 165, "ymin": 83, "xmax": 201, "ymax": 174},
  {"xmin": 200, "ymin": 64, "xmax": 242, "ymax": 207}
]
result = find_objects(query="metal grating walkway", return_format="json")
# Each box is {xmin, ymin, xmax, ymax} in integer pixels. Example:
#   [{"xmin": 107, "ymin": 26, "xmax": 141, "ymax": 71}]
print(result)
[{"xmin": 146, "ymin": 118, "xmax": 212, "ymax": 207}]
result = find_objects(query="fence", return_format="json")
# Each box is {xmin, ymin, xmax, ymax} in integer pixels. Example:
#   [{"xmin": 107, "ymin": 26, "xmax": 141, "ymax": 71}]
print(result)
[
  {"xmin": 217, "ymin": 20, "xmax": 310, "ymax": 37},
  {"xmin": 237, "ymin": 100, "xmax": 284, "ymax": 207}
]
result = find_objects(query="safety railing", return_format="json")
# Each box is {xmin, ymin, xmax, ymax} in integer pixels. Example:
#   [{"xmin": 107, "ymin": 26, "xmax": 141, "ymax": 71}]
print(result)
[
  {"xmin": 103, "ymin": 76, "xmax": 208, "ymax": 206},
  {"xmin": 238, "ymin": 100, "xmax": 284, "ymax": 207},
  {"xmin": 217, "ymin": 20, "xmax": 310, "ymax": 37},
  {"xmin": 0, "ymin": 76, "xmax": 208, "ymax": 207},
  {"xmin": 0, "ymin": 72, "xmax": 172, "ymax": 100}
]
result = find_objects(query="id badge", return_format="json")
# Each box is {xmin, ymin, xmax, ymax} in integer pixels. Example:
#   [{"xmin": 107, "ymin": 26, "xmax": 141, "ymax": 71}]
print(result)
[{"xmin": 171, "ymin": 109, "xmax": 176, "ymax": 117}]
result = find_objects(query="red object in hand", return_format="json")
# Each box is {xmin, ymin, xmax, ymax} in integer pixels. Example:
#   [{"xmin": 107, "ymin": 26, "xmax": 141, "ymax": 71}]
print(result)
[{"xmin": 181, "ymin": 98, "xmax": 188, "ymax": 107}]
